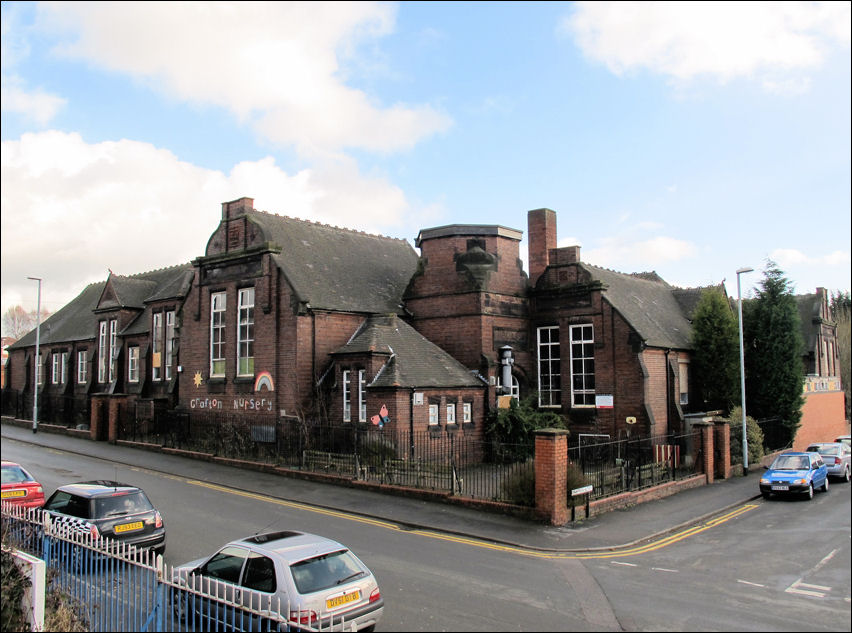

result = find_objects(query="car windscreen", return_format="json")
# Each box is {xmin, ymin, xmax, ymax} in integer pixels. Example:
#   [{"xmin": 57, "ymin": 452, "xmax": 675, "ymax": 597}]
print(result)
[
  {"xmin": 772, "ymin": 455, "xmax": 809, "ymax": 470},
  {"xmin": 290, "ymin": 550, "xmax": 366, "ymax": 595},
  {"xmin": 2, "ymin": 466, "xmax": 33, "ymax": 484},
  {"xmin": 94, "ymin": 491, "xmax": 154, "ymax": 518},
  {"xmin": 813, "ymin": 445, "xmax": 840, "ymax": 456}
]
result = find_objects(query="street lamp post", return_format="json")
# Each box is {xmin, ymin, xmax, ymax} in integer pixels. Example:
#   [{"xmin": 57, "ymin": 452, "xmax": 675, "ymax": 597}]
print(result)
[
  {"xmin": 27, "ymin": 277, "xmax": 42, "ymax": 434},
  {"xmin": 736, "ymin": 267, "xmax": 753, "ymax": 475}
]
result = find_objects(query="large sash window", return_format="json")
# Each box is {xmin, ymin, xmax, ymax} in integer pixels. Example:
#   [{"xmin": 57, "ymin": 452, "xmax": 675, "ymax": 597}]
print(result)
[
  {"xmin": 210, "ymin": 292, "xmax": 226, "ymax": 377},
  {"xmin": 570, "ymin": 324, "xmax": 595, "ymax": 407},
  {"xmin": 237, "ymin": 288, "xmax": 255, "ymax": 376},
  {"xmin": 537, "ymin": 326, "xmax": 561, "ymax": 407}
]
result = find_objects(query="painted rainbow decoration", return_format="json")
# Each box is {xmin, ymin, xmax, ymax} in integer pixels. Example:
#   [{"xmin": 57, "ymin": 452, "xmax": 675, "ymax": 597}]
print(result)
[{"xmin": 254, "ymin": 371, "xmax": 274, "ymax": 393}]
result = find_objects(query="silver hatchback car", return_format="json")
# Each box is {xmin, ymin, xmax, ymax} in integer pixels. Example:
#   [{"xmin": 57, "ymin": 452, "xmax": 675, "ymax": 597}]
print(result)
[
  {"xmin": 805, "ymin": 442, "xmax": 851, "ymax": 482},
  {"xmin": 173, "ymin": 530, "xmax": 384, "ymax": 631}
]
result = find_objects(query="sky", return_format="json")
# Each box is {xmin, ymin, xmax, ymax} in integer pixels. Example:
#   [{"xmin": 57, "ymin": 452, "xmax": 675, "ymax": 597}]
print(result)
[{"xmin": 2, "ymin": 1, "xmax": 850, "ymax": 333}]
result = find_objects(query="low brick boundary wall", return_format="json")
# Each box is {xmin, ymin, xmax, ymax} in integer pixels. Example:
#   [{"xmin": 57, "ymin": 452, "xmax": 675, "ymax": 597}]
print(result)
[{"xmin": 587, "ymin": 474, "xmax": 706, "ymax": 517}]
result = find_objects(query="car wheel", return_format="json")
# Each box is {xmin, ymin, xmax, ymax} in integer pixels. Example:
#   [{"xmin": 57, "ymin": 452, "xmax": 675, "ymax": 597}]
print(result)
[
  {"xmin": 844, "ymin": 466, "xmax": 850, "ymax": 483},
  {"xmin": 806, "ymin": 483, "xmax": 814, "ymax": 500},
  {"xmin": 821, "ymin": 477, "xmax": 829, "ymax": 493}
]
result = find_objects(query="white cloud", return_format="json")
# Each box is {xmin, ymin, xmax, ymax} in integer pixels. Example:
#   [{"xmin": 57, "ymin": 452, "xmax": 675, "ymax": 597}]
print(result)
[
  {"xmin": 0, "ymin": 75, "xmax": 66, "ymax": 125},
  {"xmin": 584, "ymin": 234, "xmax": 696, "ymax": 271},
  {"xmin": 0, "ymin": 130, "xmax": 424, "ymax": 320},
  {"xmin": 562, "ymin": 1, "xmax": 851, "ymax": 86},
  {"xmin": 771, "ymin": 247, "xmax": 851, "ymax": 269},
  {"xmin": 36, "ymin": 1, "xmax": 451, "ymax": 156}
]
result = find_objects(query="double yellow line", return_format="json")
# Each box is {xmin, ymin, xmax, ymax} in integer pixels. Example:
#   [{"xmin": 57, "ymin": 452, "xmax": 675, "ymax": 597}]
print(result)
[{"xmin": 185, "ymin": 477, "xmax": 758, "ymax": 560}]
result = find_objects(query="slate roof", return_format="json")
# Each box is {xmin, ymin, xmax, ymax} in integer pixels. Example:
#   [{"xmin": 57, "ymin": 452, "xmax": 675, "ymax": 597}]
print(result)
[
  {"xmin": 247, "ymin": 210, "xmax": 419, "ymax": 314},
  {"xmin": 579, "ymin": 263, "xmax": 704, "ymax": 350},
  {"xmin": 9, "ymin": 282, "xmax": 105, "ymax": 349},
  {"xmin": 333, "ymin": 314, "xmax": 485, "ymax": 389},
  {"xmin": 9, "ymin": 264, "xmax": 193, "ymax": 349}
]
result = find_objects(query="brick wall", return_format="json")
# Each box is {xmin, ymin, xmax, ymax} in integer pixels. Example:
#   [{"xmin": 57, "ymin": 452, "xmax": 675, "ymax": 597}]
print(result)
[{"xmin": 793, "ymin": 390, "xmax": 849, "ymax": 450}]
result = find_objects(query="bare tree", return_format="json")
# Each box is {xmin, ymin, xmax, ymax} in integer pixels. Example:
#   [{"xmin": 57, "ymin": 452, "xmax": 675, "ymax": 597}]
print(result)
[{"xmin": 2, "ymin": 305, "xmax": 51, "ymax": 339}]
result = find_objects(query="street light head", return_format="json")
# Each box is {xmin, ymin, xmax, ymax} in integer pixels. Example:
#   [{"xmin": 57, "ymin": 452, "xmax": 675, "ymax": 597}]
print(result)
[
  {"xmin": 27, "ymin": 276, "xmax": 42, "ymax": 281},
  {"xmin": 736, "ymin": 267, "xmax": 754, "ymax": 275}
]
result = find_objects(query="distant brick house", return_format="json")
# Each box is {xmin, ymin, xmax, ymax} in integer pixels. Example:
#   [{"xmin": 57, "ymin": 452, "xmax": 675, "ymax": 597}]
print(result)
[
  {"xmin": 6, "ymin": 196, "xmax": 790, "ymax": 446},
  {"xmin": 793, "ymin": 288, "xmax": 847, "ymax": 448}
]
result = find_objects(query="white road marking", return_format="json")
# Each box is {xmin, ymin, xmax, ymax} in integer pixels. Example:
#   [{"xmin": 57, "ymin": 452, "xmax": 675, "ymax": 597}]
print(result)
[
  {"xmin": 611, "ymin": 561, "xmax": 638, "ymax": 567},
  {"xmin": 651, "ymin": 567, "xmax": 678, "ymax": 573},
  {"xmin": 737, "ymin": 580, "xmax": 766, "ymax": 588},
  {"xmin": 785, "ymin": 578, "xmax": 830, "ymax": 598}
]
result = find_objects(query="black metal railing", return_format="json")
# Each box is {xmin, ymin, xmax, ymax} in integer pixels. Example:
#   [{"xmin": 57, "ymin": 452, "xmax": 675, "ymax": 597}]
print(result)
[
  {"xmin": 1, "ymin": 389, "xmax": 89, "ymax": 428},
  {"xmin": 567, "ymin": 431, "xmax": 702, "ymax": 500},
  {"xmin": 112, "ymin": 409, "xmax": 536, "ymax": 504}
]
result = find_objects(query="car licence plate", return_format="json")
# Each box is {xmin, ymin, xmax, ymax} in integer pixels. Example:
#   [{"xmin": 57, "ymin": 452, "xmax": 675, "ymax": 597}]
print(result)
[
  {"xmin": 326, "ymin": 590, "xmax": 360, "ymax": 610},
  {"xmin": 1, "ymin": 489, "xmax": 27, "ymax": 499},
  {"xmin": 114, "ymin": 521, "xmax": 144, "ymax": 534},
  {"xmin": 771, "ymin": 485, "xmax": 789, "ymax": 491}
]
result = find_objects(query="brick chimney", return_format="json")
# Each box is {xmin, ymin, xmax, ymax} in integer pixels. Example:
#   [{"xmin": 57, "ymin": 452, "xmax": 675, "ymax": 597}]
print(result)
[
  {"xmin": 528, "ymin": 208, "xmax": 557, "ymax": 287},
  {"xmin": 551, "ymin": 245, "xmax": 581, "ymax": 265},
  {"xmin": 222, "ymin": 197, "xmax": 254, "ymax": 219}
]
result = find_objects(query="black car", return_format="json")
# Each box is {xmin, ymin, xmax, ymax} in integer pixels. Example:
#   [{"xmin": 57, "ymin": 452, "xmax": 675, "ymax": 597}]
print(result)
[{"xmin": 43, "ymin": 481, "xmax": 166, "ymax": 554}]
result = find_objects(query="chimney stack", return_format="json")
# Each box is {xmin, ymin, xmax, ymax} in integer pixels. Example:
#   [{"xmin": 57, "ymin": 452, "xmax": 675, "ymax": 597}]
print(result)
[
  {"xmin": 222, "ymin": 197, "xmax": 254, "ymax": 219},
  {"xmin": 527, "ymin": 208, "xmax": 557, "ymax": 287}
]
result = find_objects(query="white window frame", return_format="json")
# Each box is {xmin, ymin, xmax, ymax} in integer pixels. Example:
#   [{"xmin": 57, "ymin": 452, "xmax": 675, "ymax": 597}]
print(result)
[
  {"xmin": 52, "ymin": 353, "xmax": 61, "ymax": 385},
  {"xmin": 237, "ymin": 287, "xmax": 255, "ymax": 377},
  {"xmin": 537, "ymin": 325, "xmax": 561, "ymax": 408},
  {"xmin": 37, "ymin": 353, "xmax": 44, "ymax": 386},
  {"xmin": 498, "ymin": 375, "xmax": 520, "ymax": 400},
  {"xmin": 569, "ymin": 324, "xmax": 595, "ymax": 408},
  {"xmin": 428, "ymin": 404, "xmax": 439, "ymax": 426},
  {"xmin": 210, "ymin": 292, "xmax": 226, "ymax": 377},
  {"xmin": 98, "ymin": 321, "xmax": 107, "ymax": 383},
  {"xmin": 77, "ymin": 351, "xmax": 88, "ymax": 384},
  {"xmin": 678, "ymin": 361, "xmax": 689, "ymax": 406},
  {"xmin": 128, "ymin": 346, "xmax": 140, "ymax": 383},
  {"xmin": 358, "ymin": 369, "xmax": 367, "ymax": 422},
  {"xmin": 463, "ymin": 402, "xmax": 472, "ymax": 423},
  {"xmin": 446, "ymin": 402, "xmax": 456, "ymax": 425},
  {"xmin": 342, "ymin": 370, "xmax": 351, "ymax": 422},
  {"xmin": 152, "ymin": 312, "xmax": 163, "ymax": 381},
  {"xmin": 108, "ymin": 319, "xmax": 117, "ymax": 383},
  {"xmin": 61, "ymin": 352, "xmax": 68, "ymax": 384},
  {"xmin": 165, "ymin": 310, "xmax": 175, "ymax": 380}
]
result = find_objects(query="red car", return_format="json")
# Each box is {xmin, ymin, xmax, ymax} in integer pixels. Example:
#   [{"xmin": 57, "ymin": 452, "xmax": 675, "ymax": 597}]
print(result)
[{"xmin": 1, "ymin": 461, "xmax": 46, "ymax": 508}]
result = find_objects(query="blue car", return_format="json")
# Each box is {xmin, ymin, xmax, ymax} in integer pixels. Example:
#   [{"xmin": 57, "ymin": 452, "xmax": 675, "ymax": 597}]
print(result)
[{"xmin": 759, "ymin": 451, "xmax": 829, "ymax": 500}]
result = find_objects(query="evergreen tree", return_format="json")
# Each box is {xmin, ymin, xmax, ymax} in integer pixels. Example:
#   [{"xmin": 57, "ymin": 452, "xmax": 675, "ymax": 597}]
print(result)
[
  {"xmin": 743, "ymin": 260, "xmax": 804, "ymax": 447},
  {"xmin": 690, "ymin": 288, "xmax": 740, "ymax": 412}
]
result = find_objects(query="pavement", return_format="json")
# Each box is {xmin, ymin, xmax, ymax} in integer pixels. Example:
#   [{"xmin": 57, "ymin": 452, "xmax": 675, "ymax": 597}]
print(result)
[{"xmin": 1, "ymin": 420, "xmax": 765, "ymax": 552}]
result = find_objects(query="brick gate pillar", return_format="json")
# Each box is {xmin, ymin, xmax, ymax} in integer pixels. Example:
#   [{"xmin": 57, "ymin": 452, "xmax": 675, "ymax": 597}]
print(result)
[
  {"xmin": 107, "ymin": 397, "xmax": 121, "ymax": 444},
  {"xmin": 90, "ymin": 397, "xmax": 104, "ymax": 441},
  {"xmin": 713, "ymin": 420, "xmax": 731, "ymax": 480},
  {"xmin": 698, "ymin": 422, "xmax": 715, "ymax": 483},
  {"xmin": 534, "ymin": 428, "xmax": 570, "ymax": 526}
]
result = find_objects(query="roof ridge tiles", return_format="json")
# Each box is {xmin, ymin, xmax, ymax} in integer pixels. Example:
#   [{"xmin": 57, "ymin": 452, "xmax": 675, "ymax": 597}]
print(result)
[
  {"xmin": 127, "ymin": 262, "xmax": 193, "ymax": 278},
  {"xmin": 583, "ymin": 262, "xmax": 663, "ymax": 281},
  {"xmin": 252, "ymin": 207, "xmax": 408, "ymax": 243}
]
